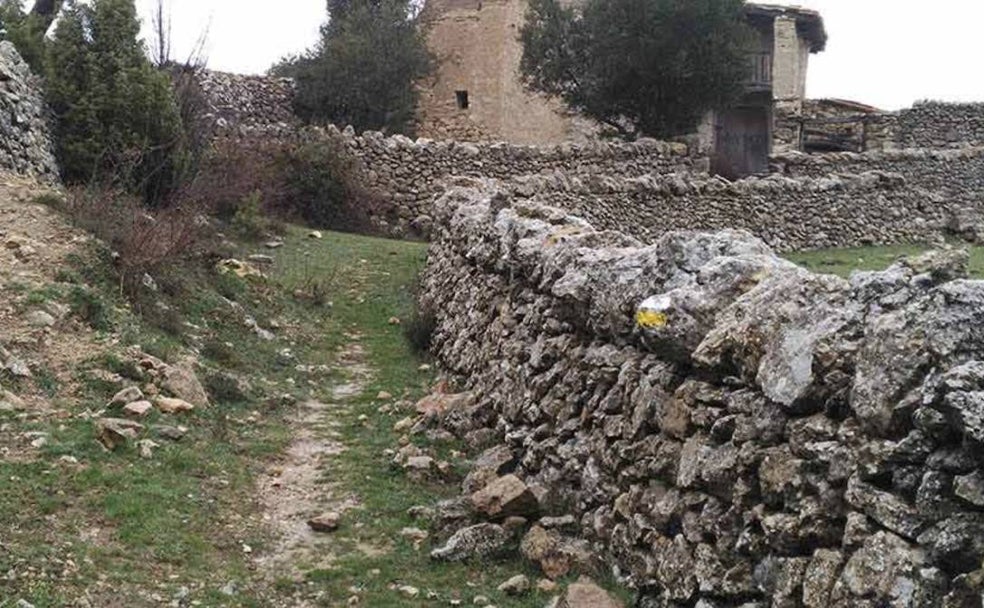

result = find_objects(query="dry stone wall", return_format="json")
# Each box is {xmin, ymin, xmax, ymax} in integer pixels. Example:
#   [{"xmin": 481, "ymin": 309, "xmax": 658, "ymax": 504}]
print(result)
[
  {"xmin": 331, "ymin": 126, "xmax": 704, "ymax": 237},
  {"xmin": 895, "ymin": 102, "xmax": 984, "ymax": 149},
  {"xmin": 497, "ymin": 169, "xmax": 956, "ymax": 252},
  {"xmin": 196, "ymin": 70, "xmax": 298, "ymax": 134},
  {"xmin": 420, "ymin": 181, "xmax": 984, "ymax": 607},
  {"xmin": 0, "ymin": 42, "xmax": 58, "ymax": 182}
]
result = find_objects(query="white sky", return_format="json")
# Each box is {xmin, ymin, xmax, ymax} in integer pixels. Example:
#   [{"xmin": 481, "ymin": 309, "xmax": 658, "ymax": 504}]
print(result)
[{"xmin": 130, "ymin": 0, "xmax": 984, "ymax": 110}]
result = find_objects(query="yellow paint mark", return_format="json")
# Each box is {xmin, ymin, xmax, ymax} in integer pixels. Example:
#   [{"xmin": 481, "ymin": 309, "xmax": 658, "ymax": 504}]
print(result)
[
  {"xmin": 545, "ymin": 226, "xmax": 585, "ymax": 247},
  {"xmin": 636, "ymin": 310, "xmax": 668, "ymax": 329}
]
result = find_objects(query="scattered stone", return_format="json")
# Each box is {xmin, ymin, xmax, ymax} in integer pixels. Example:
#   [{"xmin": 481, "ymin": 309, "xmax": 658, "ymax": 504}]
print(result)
[
  {"xmin": 470, "ymin": 474, "xmax": 539, "ymax": 520},
  {"xmin": 377, "ymin": 391, "xmax": 393, "ymax": 400},
  {"xmin": 6, "ymin": 359, "xmax": 31, "ymax": 378},
  {"xmin": 0, "ymin": 389, "xmax": 25, "ymax": 411},
  {"xmin": 430, "ymin": 523, "xmax": 510, "ymax": 561},
  {"xmin": 155, "ymin": 396, "xmax": 195, "ymax": 414},
  {"xmin": 472, "ymin": 595, "xmax": 490, "ymax": 606},
  {"xmin": 407, "ymin": 505, "xmax": 436, "ymax": 521},
  {"xmin": 388, "ymin": 316, "xmax": 401, "ymax": 325},
  {"xmin": 308, "ymin": 512, "xmax": 341, "ymax": 532},
  {"xmin": 396, "ymin": 585, "xmax": 419, "ymax": 598},
  {"xmin": 264, "ymin": 240, "xmax": 284, "ymax": 249},
  {"xmin": 393, "ymin": 416, "xmax": 416, "ymax": 432},
  {"xmin": 137, "ymin": 439, "xmax": 159, "ymax": 458},
  {"xmin": 400, "ymin": 527, "xmax": 429, "ymax": 545},
  {"xmin": 109, "ymin": 386, "xmax": 144, "ymax": 408},
  {"xmin": 216, "ymin": 259, "xmax": 263, "ymax": 279},
  {"xmin": 497, "ymin": 574, "xmax": 530, "ymax": 596},
  {"xmin": 404, "ymin": 455, "xmax": 435, "ymax": 473},
  {"xmin": 122, "ymin": 400, "xmax": 154, "ymax": 418},
  {"xmin": 558, "ymin": 576, "xmax": 623, "ymax": 608},
  {"xmin": 24, "ymin": 309, "xmax": 55, "ymax": 327},
  {"xmin": 308, "ymin": 231, "xmax": 323, "ymax": 239},
  {"xmin": 152, "ymin": 425, "xmax": 188, "ymax": 441},
  {"xmin": 95, "ymin": 418, "xmax": 145, "ymax": 451},
  {"xmin": 537, "ymin": 579, "xmax": 558, "ymax": 593},
  {"xmin": 161, "ymin": 359, "xmax": 209, "ymax": 407}
]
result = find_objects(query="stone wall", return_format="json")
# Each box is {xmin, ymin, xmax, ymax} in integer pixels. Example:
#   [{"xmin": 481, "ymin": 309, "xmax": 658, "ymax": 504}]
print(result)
[
  {"xmin": 895, "ymin": 102, "xmax": 984, "ymax": 149},
  {"xmin": 420, "ymin": 182, "xmax": 984, "ymax": 607},
  {"xmin": 0, "ymin": 42, "xmax": 58, "ymax": 182},
  {"xmin": 332, "ymin": 126, "xmax": 703, "ymax": 236},
  {"xmin": 800, "ymin": 101, "xmax": 984, "ymax": 152},
  {"xmin": 196, "ymin": 70, "xmax": 297, "ymax": 133},
  {"xmin": 497, "ymin": 168, "xmax": 959, "ymax": 252},
  {"xmin": 773, "ymin": 147, "xmax": 984, "ymax": 203}
]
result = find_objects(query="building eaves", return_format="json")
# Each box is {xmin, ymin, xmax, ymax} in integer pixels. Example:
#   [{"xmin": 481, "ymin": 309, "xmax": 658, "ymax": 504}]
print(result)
[{"xmin": 744, "ymin": 2, "xmax": 828, "ymax": 53}]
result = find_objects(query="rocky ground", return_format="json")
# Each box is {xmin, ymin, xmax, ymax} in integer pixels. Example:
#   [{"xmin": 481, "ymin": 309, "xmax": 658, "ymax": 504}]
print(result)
[{"xmin": 0, "ymin": 178, "xmax": 628, "ymax": 607}]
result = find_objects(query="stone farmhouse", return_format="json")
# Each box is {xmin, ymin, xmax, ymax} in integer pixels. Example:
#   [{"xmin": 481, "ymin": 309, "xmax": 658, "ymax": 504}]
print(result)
[{"xmin": 415, "ymin": 1, "xmax": 827, "ymax": 177}]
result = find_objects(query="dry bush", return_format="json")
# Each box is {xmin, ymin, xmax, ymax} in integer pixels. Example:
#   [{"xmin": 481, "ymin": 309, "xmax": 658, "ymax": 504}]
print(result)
[
  {"xmin": 63, "ymin": 186, "xmax": 211, "ymax": 293},
  {"xmin": 182, "ymin": 136, "xmax": 291, "ymax": 221},
  {"xmin": 184, "ymin": 130, "xmax": 389, "ymax": 235}
]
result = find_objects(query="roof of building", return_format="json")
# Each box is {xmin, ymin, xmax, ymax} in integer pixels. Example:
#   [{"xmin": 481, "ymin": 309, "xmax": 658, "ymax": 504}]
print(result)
[
  {"xmin": 810, "ymin": 98, "xmax": 884, "ymax": 114},
  {"xmin": 744, "ymin": 3, "xmax": 827, "ymax": 53}
]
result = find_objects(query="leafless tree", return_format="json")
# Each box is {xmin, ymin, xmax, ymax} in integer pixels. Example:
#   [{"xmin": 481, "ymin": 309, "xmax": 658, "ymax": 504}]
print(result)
[{"xmin": 151, "ymin": 0, "xmax": 172, "ymax": 68}]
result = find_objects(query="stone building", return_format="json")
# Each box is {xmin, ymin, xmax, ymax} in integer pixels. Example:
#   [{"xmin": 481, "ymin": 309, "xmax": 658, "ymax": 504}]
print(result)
[
  {"xmin": 414, "ymin": 0, "xmax": 595, "ymax": 144},
  {"xmin": 709, "ymin": 3, "xmax": 826, "ymax": 177},
  {"xmin": 415, "ymin": 0, "xmax": 827, "ymax": 176}
]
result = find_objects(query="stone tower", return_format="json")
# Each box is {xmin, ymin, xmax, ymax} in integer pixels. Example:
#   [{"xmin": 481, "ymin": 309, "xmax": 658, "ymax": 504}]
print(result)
[{"xmin": 415, "ymin": 0, "xmax": 593, "ymax": 144}]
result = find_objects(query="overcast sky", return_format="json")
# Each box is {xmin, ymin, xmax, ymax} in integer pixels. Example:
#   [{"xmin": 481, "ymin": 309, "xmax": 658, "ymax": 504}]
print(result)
[{"xmin": 132, "ymin": 0, "xmax": 984, "ymax": 110}]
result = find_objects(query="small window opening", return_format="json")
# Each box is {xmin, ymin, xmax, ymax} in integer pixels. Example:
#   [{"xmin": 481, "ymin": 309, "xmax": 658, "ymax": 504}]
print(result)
[{"xmin": 456, "ymin": 90, "xmax": 469, "ymax": 110}]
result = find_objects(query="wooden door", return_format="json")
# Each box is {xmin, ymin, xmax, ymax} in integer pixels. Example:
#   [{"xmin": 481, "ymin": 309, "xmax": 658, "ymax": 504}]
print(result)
[{"xmin": 712, "ymin": 106, "xmax": 771, "ymax": 179}]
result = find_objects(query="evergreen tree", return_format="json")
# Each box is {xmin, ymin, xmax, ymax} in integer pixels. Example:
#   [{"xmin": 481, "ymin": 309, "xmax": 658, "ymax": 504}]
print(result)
[
  {"xmin": 45, "ymin": 0, "xmax": 186, "ymax": 203},
  {"xmin": 520, "ymin": 0, "xmax": 754, "ymax": 139},
  {"xmin": 272, "ymin": 0, "xmax": 432, "ymax": 135}
]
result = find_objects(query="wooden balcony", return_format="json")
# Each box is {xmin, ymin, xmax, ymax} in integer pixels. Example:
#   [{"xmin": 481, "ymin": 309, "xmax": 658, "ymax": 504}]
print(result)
[{"xmin": 745, "ymin": 52, "xmax": 773, "ymax": 91}]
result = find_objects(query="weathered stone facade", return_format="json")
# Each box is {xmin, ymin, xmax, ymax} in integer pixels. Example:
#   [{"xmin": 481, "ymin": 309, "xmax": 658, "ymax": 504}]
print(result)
[
  {"xmin": 0, "ymin": 42, "xmax": 58, "ymax": 182},
  {"xmin": 416, "ymin": 0, "xmax": 598, "ymax": 144},
  {"xmin": 420, "ymin": 182, "xmax": 984, "ymax": 606}
]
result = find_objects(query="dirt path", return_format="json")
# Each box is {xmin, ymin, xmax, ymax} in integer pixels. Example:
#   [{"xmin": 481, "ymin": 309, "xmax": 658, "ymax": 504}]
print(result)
[{"xmin": 255, "ymin": 336, "xmax": 371, "ymax": 587}]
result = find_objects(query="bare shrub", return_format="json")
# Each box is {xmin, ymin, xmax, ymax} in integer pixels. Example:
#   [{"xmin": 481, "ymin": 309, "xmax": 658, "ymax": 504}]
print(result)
[
  {"xmin": 63, "ymin": 185, "xmax": 211, "ymax": 296},
  {"xmin": 182, "ymin": 136, "xmax": 291, "ymax": 221},
  {"xmin": 183, "ymin": 129, "xmax": 388, "ymax": 235},
  {"xmin": 277, "ymin": 133, "xmax": 388, "ymax": 233}
]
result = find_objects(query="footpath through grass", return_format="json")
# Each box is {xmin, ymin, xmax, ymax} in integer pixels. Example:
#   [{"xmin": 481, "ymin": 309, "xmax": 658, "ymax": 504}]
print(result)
[
  {"xmin": 2, "ymin": 224, "xmax": 617, "ymax": 607},
  {"xmin": 270, "ymin": 229, "xmax": 583, "ymax": 607}
]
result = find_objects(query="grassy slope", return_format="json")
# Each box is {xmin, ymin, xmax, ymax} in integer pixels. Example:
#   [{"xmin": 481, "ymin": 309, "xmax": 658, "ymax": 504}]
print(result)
[{"xmin": 2, "ymin": 225, "xmax": 622, "ymax": 607}]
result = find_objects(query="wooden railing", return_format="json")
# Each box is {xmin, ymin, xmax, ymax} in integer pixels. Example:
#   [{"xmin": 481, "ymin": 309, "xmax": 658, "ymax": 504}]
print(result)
[{"xmin": 745, "ymin": 52, "xmax": 773, "ymax": 90}]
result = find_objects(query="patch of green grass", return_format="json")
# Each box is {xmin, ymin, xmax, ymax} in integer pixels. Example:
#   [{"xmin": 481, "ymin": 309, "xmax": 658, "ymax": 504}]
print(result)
[
  {"xmin": 25, "ymin": 284, "xmax": 63, "ymax": 306},
  {"xmin": 785, "ymin": 243, "xmax": 984, "ymax": 278},
  {"xmin": 68, "ymin": 285, "xmax": 112, "ymax": 331}
]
